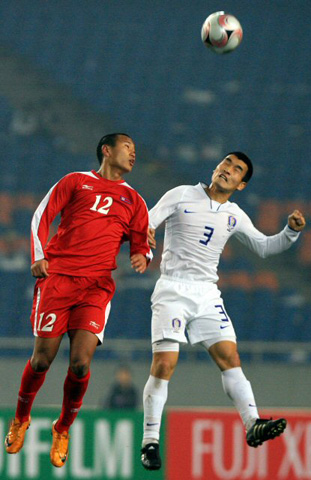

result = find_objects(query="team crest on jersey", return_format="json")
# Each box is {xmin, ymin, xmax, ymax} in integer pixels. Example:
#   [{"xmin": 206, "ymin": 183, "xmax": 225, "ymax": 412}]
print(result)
[
  {"xmin": 120, "ymin": 196, "xmax": 132, "ymax": 205},
  {"xmin": 172, "ymin": 318, "xmax": 182, "ymax": 332},
  {"xmin": 227, "ymin": 215, "xmax": 237, "ymax": 232}
]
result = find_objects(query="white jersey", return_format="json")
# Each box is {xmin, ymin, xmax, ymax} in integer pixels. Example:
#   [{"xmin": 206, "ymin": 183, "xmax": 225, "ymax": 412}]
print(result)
[{"xmin": 149, "ymin": 183, "xmax": 300, "ymax": 283}]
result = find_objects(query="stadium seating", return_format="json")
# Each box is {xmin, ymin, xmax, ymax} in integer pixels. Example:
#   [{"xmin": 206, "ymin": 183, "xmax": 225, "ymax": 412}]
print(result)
[
  {"xmin": 0, "ymin": 271, "xmax": 34, "ymax": 336},
  {"xmin": 107, "ymin": 288, "xmax": 152, "ymax": 340},
  {"xmin": 0, "ymin": 0, "xmax": 309, "ymax": 198},
  {"xmin": 0, "ymin": 1, "xmax": 309, "ymax": 344}
]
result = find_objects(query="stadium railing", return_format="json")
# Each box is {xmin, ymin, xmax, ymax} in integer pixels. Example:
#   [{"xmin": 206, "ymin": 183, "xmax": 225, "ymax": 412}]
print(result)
[{"xmin": 0, "ymin": 337, "xmax": 310, "ymax": 364}]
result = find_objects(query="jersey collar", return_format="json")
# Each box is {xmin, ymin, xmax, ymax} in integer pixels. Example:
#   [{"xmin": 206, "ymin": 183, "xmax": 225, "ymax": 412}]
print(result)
[
  {"xmin": 198, "ymin": 182, "xmax": 229, "ymax": 211},
  {"xmin": 92, "ymin": 170, "xmax": 126, "ymax": 184}
]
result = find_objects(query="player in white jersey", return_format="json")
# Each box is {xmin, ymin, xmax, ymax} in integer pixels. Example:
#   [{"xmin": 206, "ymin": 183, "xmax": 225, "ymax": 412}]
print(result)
[{"xmin": 141, "ymin": 152, "xmax": 306, "ymax": 470}]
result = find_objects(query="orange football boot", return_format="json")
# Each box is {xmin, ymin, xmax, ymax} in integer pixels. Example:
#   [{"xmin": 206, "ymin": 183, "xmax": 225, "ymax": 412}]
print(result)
[
  {"xmin": 5, "ymin": 416, "xmax": 31, "ymax": 453},
  {"xmin": 50, "ymin": 420, "xmax": 70, "ymax": 468}
]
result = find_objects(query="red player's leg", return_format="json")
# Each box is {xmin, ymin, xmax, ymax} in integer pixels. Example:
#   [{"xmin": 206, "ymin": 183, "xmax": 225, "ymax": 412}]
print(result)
[
  {"xmin": 5, "ymin": 336, "xmax": 62, "ymax": 453},
  {"xmin": 18, "ymin": 336, "xmax": 63, "ymax": 418},
  {"xmin": 50, "ymin": 330, "xmax": 97, "ymax": 467},
  {"xmin": 55, "ymin": 329, "xmax": 97, "ymax": 433}
]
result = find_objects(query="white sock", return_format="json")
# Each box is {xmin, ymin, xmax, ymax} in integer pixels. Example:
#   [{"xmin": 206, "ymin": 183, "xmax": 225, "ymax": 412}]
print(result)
[
  {"xmin": 142, "ymin": 375, "xmax": 168, "ymax": 446},
  {"xmin": 222, "ymin": 367, "xmax": 259, "ymax": 431}
]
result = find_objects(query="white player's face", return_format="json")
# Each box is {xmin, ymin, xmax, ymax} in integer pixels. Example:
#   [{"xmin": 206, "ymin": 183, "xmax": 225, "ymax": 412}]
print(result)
[
  {"xmin": 211, "ymin": 155, "xmax": 248, "ymax": 193},
  {"xmin": 104, "ymin": 135, "xmax": 136, "ymax": 173}
]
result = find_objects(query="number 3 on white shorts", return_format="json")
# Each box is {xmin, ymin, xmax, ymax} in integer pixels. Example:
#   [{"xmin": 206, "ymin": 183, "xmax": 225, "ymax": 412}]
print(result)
[{"xmin": 37, "ymin": 313, "xmax": 57, "ymax": 332}]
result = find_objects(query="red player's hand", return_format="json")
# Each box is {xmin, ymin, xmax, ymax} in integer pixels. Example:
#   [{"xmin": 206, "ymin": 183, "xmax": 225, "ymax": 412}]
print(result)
[
  {"xmin": 31, "ymin": 259, "xmax": 49, "ymax": 278},
  {"xmin": 130, "ymin": 254, "xmax": 148, "ymax": 274}
]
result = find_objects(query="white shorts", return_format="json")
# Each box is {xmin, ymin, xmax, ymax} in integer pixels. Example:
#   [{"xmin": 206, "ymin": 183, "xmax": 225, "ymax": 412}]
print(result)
[{"xmin": 151, "ymin": 275, "xmax": 236, "ymax": 346}]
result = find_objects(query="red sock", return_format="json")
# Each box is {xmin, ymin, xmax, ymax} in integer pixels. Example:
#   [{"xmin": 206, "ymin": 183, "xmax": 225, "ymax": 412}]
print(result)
[
  {"xmin": 15, "ymin": 359, "xmax": 48, "ymax": 422},
  {"xmin": 56, "ymin": 368, "xmax": 90, "ymax": 433}
]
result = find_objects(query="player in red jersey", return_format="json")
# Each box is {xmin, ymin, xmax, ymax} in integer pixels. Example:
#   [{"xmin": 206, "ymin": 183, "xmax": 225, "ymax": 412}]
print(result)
[{"xmin": 5, "ymin": 133, "xmax": 152, "ymax": 467}]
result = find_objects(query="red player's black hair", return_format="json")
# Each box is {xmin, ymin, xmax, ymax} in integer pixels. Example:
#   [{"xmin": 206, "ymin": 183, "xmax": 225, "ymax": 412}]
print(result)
[{"xmin": 96, "ymin": 133, "xmax": 132, "ymax": 165}]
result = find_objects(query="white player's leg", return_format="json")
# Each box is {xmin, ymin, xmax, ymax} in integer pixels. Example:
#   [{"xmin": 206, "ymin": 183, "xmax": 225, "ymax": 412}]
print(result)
[
  {"xmin": 142, "ymin": 276, "xmax": 188, "ymax": 468},
  {"xmin": 205, "ymin": 339, "xmax": 287, "ymax": 446},
  {"xmin": 221, "ymin": 366, "xmax": 259, "ymax": 430},
  {"xmin": 204, "ymin": 340, "xmax": 259, "ymax": 430},
  {"xmin": 143, "ymin": 374, "xmax": 168, "ymax": 444},
  {"xmin": 141, "ymin": 341, "xmax": 179, "ymax": 470},
  {"xmin": 221, "ymin": 364, "xmax": 287, "ymax": 447}
]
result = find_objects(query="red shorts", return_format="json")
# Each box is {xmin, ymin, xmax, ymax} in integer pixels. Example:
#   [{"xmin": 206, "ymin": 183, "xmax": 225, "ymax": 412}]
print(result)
[{"xmin": 30, "ymin": 274, "xmax": 115, "ymax": 344}]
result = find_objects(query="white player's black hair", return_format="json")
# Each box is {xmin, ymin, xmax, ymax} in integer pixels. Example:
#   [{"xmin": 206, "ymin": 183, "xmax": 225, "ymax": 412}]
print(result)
[{"xmin": 225, "ymin": 151, "xmax": 253, "ymax": 182}]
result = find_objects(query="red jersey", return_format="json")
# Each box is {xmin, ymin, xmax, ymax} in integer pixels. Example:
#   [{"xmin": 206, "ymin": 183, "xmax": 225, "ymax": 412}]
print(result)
[{"xmin": 31, "ymin": 170, "xmax": 152, "ymax": 276}]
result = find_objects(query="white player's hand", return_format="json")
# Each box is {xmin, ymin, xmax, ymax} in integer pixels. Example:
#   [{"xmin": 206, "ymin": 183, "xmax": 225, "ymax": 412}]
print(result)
[
  {"xmin": 288, "ymin": 210, "xmax": 306, "ymax": 232},
  {"xmin": 148, "ymin": 228, "xmax": 156, "ymax": 249}
]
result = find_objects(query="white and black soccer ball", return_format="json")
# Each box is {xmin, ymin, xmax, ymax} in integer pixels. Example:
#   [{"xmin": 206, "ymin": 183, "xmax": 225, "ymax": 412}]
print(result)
[{"xmin": 201, "ymin": 11, "xmax": 243, "ymax": 54}]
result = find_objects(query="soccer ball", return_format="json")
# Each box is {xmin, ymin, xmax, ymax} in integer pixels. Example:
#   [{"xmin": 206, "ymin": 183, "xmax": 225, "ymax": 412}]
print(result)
[{"xmin": 201, "ymin": 11, "xmax": 243, "ymax": 54}]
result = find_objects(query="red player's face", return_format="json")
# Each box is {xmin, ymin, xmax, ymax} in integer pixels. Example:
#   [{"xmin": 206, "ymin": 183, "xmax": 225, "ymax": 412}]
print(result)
[
  {"xmin": 211, "ymin": 154, "xmax": 248, "ymax": 193},
  {"xmin": 108, "ymin": 136, "xmax": 136, "ymax": 173}
]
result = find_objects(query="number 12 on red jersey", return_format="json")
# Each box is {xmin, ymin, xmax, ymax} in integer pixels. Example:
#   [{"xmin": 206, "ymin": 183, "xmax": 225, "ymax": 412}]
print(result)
[{"xmin": 90, "ymin": 195, "xmax": 113, "ymax": 215}]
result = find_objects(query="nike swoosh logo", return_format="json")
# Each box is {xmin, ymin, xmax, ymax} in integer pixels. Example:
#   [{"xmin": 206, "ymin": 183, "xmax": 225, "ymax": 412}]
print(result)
[
  {"xmin": 184, "ymin": 209, "xmax": 196, "ymax": 213},
  {"xmin": 249, "ymin": 404, "xmax": 257, "ymax": 407},
  {"xmin": 146, "ymin": 423, "xmax": 159, "ymax": 426},
  {"xmin": 220, "ymin": 325, "xmax": 230, "ymax": 329}
]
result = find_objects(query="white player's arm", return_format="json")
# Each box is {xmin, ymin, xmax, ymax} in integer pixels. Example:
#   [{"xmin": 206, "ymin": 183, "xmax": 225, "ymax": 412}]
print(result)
[
  {"xmin": 149, "ymin": 186, "xmax": 186, "ymax": 228},
  {"xmin": 148, "ymin": 186, "xmax": 187, "ymax": 249},
  {"xmin": 235, "ymin": 211, "xmax": 303, "ymax": 258}
]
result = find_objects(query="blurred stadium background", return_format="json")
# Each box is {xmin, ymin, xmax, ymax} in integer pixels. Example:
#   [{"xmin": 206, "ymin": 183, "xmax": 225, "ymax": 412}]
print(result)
[{"xmin": 0, "ymin": 1, "xmax": 311, "ymax": 478}]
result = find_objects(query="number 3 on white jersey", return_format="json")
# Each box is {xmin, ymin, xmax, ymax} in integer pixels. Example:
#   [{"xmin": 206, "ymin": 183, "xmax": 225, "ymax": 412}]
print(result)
[
  {"xmin": 200, "ymin": 226, "xmax": 214, "ymax": 245},
  {"xmin": 90, "ymin": 195, "xmax": 113, "ymax": 215}
]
